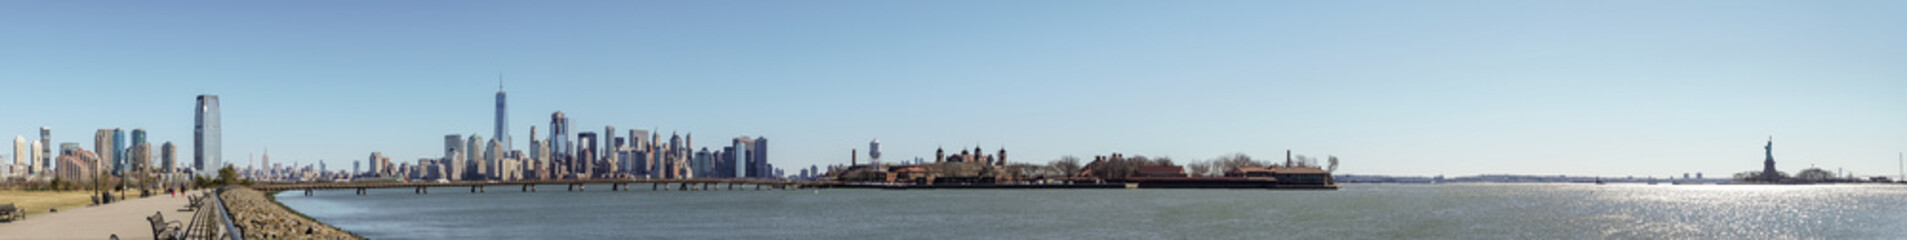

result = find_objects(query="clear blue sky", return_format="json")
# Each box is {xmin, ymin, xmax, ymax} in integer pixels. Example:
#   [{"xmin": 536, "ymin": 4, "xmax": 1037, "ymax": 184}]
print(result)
[{"xmin": 3, "ymin": 1, "xmax": 1903, "ymax": 177}]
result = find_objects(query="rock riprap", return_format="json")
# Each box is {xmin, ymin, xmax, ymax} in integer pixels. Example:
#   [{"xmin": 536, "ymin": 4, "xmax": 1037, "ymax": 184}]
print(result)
[{"xmin": 219, "ymin": 187, "xmax": 357, "ymax": 239}]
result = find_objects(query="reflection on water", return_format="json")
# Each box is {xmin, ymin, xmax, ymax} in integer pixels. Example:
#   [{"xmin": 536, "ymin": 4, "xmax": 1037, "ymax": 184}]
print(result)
[{"xmin": 275, "ymin": 184, "xmax": 1907, "ymax": 239}]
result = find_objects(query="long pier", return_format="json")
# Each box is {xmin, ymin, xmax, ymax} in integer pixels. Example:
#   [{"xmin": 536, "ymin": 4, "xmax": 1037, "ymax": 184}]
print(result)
[{"xmin": 255, "ymin": 179, "xmax": 839, "ymax": 195}]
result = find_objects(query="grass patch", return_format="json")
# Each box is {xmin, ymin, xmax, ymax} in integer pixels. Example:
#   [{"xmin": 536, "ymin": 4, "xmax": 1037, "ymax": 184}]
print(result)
[{"xmin": 0, "ymin": 190, "xmax": 95, "ymax": 219}]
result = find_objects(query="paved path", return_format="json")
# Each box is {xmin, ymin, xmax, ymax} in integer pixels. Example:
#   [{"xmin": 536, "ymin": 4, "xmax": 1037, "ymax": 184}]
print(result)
[{"xmin": 0, "ymin": 190, "xmax": 207, "ymax": 240}]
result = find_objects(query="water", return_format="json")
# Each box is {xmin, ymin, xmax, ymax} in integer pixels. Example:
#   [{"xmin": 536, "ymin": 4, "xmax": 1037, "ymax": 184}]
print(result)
[{"xmin": 276, "ymin": 183, "xmax": 1907, "ymax": 239}]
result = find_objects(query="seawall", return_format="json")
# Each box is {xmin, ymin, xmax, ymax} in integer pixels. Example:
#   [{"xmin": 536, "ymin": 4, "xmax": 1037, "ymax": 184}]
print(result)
[{"xmin": 219, "ymin": 187, "xmax": 360, "ymax": 239}]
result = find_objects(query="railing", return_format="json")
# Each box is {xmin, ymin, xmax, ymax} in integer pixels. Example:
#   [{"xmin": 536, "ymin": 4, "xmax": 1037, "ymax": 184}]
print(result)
[
  {"xmin": 211, "ymin": 187, "xmax": 243, "ymax": 240},
  {"xmin": 180, "ymin": 188, "xmax": 243, "ymax": 240}
]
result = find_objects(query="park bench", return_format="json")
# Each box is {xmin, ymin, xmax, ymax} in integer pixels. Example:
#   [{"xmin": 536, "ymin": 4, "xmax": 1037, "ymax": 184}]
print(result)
[
  {"xmin": 148, "ymin": 211, "xmax": 182, "ymax": 240},
  {"xmin": 184, "ymin": 194, "xmax": 203, "ymax": 210},
  {"xmin": 0, "ymin": 203, "xmax": 22, "ymax": 221}
]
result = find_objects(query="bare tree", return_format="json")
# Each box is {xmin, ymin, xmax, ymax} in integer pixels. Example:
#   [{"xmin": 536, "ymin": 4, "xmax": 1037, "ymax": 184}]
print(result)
[
  {"xmin": 1049, "ymin": 156, "xmax": 1082, "ymax": 177},
  {"xmin": 1213, "ymin": 153, "xmax": 1263, "ymax": 172},
  {"xmin": 1152, "ymin": 156, "xmax": 1175, "ymax": 167},
  {"xmin": 1187, "ymin": 161, "xmax": 1212, "ymax": 177}
]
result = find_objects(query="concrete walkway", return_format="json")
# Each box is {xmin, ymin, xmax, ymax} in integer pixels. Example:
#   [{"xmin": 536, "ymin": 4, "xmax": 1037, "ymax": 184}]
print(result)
[{"xmin": 0, "ymin": 190, "xmax": 208, "ymax": 240}]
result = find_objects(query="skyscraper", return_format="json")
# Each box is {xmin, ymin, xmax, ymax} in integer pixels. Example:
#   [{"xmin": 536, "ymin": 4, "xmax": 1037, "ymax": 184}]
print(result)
[
  {"xmin": 30, "ymin": 141, "xmax": 44, "ymax": 174},
  {"xmin": 753, "ymin": 137, "xmax": 768, "ymax": 179},
  {"xmin": 39, "ymin": 127, "xmax": 50, "ymax": 174},
  {"xmin": 629, "ymin": 129, "xmax": 648, "ymax": 175},
  {"xmin": 467, "ymin": 134, "xmax": 484, "ymax": 179},
  {"xmin": 443, "ymin": 134, "xmax": 462, "ymax": 180},
  {"xmin": 112, "ymin": 128, "xmax": 125, "ymax": 175},
  {"xmin": 576, "ymin": 131, "xmax": 597, "ymax": 178},
  {"xmin": 128, "ymin": 143, "xmax": 150, "ymax": 172},
  {"xmin": 367, "ymin": 152, "xmax": 383, "ymax": 176},
  {"xmin": 485, "ymin": 139, "xmax": 502, "ymax": 179},
  {"xmin": 604, "ymin": 126, "xmax": 616, "ymax": 169},
  {"xmin": 12, "ymin": 136, "xmax": 25, "ymax": 171},
  {"xmin": 494, "ymin": 76, "xmax": 510, "ymax": 153},
  {"xmin": 196, "ymin": 94, "xmax": 221, "ymax": 175},
  {"xmin": 734, "ymin": 137, "xmax": 753, "ymax": 179},
  {"xmin": 444, "ymin": 134, "xmax": 463, "ymax": 160},
  {"xmin": 549, "ymin": 112, "xmax": 569, "ymax": 176},
  {"xmin": 161, "ymin": 142, "xmax": 176, "ymax": 173},
  {"xmin": 132, "ymin": 129, "xmax": 149, "ymax": 172},
  {"xmin": 94, "ymin": 129, "xmax": 114, "ymax": 175}
]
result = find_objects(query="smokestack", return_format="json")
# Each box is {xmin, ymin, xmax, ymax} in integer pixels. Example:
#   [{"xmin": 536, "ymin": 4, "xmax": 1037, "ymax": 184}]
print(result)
[{"xmin": 852, "ymin": 149, "xmax": 858, "ymax": 166}]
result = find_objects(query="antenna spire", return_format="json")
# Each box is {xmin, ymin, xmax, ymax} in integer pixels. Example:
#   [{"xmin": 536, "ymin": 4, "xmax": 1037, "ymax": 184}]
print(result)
[{"xmin": 498, "ymin": 72, "xmax": 504, "ymax": 91}]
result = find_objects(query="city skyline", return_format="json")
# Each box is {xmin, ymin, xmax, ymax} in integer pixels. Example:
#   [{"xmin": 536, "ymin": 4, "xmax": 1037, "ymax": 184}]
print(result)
[{"xmin": 1, "ymin": 1, "xmax": 1904, "ymax": 177}]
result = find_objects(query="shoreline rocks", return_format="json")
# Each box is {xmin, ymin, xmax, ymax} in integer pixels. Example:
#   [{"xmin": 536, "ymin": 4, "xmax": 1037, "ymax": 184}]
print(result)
[{"xmin": 218, "ymin": 187, "xmax": 357, "ymax": 239}]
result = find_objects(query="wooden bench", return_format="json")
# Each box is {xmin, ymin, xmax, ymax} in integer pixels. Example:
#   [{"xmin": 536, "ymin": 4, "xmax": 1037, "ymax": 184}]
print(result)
[
  {"xmin": 148, "ymin": 211, "xmax": 182, "ymax": 240},
  {"xmin": 0, "ymin": 203, "xmax": 21, "ymax": 221}
]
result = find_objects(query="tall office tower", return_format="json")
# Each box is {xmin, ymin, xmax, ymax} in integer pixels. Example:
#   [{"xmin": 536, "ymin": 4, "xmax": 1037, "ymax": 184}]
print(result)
[
  {"xmin": 467, "ymin": 134, "xmax": 484, "ymax": 180},
  {"xmin": 128, "ymin": 143, "xmax": 150, "ymax": 172},
  {"xmin": 629, "ymin": 129, "xmax": 648, "ymax": 176},
  {"xmin": 753, "ymin": 137, "xmax": 768, "ymax": 179},
  {"xmin": 486, "ymin": 139, "xmax": 502, "ymax": 179},
  {"xmin": 495, "ymin": 78, "xmax": 510, "ymax": 153},
  {"xmin": 603, "ymin": 126, "xmax": 616, "ymax": 169},
  {"xmin": 733, "ymin": 137, "xmax": 753, "ymax": 179},
  {"xmin": 131, "ymin": 129, "xmax": 147, "ymax": 148},
  {"xmin": 614, "ymin": 146, "xmax": 631, "ymax": 176},
  {"xmin": 368, "ymin": 152, "xmax": 385, "ymax": 176},
  {"xmin": 664, "ymin": 133, "xmax": 681, "ymax": 178},
  {"xmin": 446, "ymin": 152, "xmax": 464, "ymax": 181},
  {"xmin": 261, "ymin": 148, "xmax": 271, "ymax": 178},
  {"xmin": 529, "ymin": 125, "xmax": 545, "ymax": 179},
  {"xmin": 131, "ymin": 129, "xmax": 148, "ymax": 171},
  {"xmin": 39, "ymin": 127, "xmax": 50, "ymax": 174},
  {"xmin": 444, "ymin": 134, "xmax": 463, "ymax": 160},
  {"xmin": 112, "ymin": 128, "xmax": 125, "ymax": 175},
  {"xmin": 527, "ymin": 125, "xmax": 539, "ymax": 163},
  {"xmin": 161, "ymin": 142, "xmax": 176, "ymax": 173},
  {"xmin": 611, "ymin": 137, "xmax": 627, "ymax": 175},
  {"xmin": 549, "ymin": 112, "xmax": 569, "ymax": 176},
  {"xmin": 650, "ymin": 131, "xmax": 659, "ymax": 176},
  {"xmin": 576, "ymin": 132, "xmax": 597, "ymax": 178},
  {"xmin": 536, "ymin": 139, "xmax": 551, "ymax": 179},
  {"xmin": 196, "ymin": 94, "xmax": 222, "ymax": 175},
  {"xmin": 12, "ymin": 136, "xmax": 24, "ymax": 173},
  {"xmin": 719, "ymin": 146, "xmax": 736, "ymax": 178},
  {"xmin": 693, "ymin": 147, "xmax": 712, "ymax": 178},
  {"xmin": 94, "ymin": 129, "xmax": 114, "ymax": 175},
  {"xmin": 30, "ymin": 141, "xmax": 44, "ymax": 174}
]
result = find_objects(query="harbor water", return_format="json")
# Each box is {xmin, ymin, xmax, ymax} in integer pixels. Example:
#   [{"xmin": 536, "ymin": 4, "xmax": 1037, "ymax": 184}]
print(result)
[{"xmin": 275, "ymin": 183, "xmax": 1907, "ymax": 239}]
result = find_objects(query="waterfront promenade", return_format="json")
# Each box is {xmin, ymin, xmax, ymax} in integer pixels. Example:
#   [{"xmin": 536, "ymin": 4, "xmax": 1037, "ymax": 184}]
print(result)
[
  {"xmin": 0, "ymin": 190, "xmax": 207, "ymax": 240},
  {"xmin": 255, "ymin": 178, "xmax": 835, "ymax": 194}
]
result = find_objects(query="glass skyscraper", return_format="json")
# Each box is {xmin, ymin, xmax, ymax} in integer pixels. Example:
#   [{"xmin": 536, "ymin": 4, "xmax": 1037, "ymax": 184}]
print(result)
[
  {"xmin": 113, "ymin": 128, "xmax": 124, "ymax": 175},
  {"xmin": 196, "ymin": 94, "xmax": 221, "ymax": 175},
  {"xmin": 495, "ymin": 82, "xmax": 509, "ymax": 153}
]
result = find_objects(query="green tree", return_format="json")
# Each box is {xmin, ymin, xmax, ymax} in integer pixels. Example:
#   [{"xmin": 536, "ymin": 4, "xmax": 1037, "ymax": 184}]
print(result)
[{"xmin": 217, "ymin": 165, "xmax": 238, "ymax": 186}]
